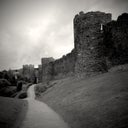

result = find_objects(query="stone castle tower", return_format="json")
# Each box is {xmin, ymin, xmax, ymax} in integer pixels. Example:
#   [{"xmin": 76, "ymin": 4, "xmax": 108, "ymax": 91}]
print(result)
[{"xmin": 74, "ymin": 11, "xmax": 112, "ymax": 76}]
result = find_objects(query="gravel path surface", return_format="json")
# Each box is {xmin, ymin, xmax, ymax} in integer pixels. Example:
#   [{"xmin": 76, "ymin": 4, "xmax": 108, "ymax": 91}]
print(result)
[{"xmin": 20, "ymin": 84, "xmax": 69, "ymax": 128}]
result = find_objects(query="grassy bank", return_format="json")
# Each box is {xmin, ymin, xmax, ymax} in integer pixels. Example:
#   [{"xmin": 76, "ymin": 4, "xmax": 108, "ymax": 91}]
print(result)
[
  {"xmin": 36, "ymin": 71, "xmax": 128, "ymax": 128},
  {"xmin": 0, "ymin": 96, "xmax": 27, "ymax": 128}
]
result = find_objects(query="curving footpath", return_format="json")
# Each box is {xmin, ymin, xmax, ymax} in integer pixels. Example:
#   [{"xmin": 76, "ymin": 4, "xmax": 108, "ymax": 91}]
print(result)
[{"xmin": 20, "ymin": 84, "xmax": 69, "ymax": 128}]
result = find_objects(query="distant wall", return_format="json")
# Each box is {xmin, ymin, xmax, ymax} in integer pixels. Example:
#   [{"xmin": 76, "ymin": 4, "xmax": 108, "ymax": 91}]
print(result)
[
  {"xmin": 53, "ymin": 49, "xmax": 76, "ymax": 79},
  {"xmin": 38, "ymin": 65, "xmax": 42, "ymax": 83},
  {"xmin": 22, "ymin": 65, "xmax": 35, "ymax": 83},
  {"xmin": 41, "ymin": 58, "xmax": 54, "ymax": 82},
  {"xmin": 41, "ymin": 50, "xmax": 76, "ymax": 82}
]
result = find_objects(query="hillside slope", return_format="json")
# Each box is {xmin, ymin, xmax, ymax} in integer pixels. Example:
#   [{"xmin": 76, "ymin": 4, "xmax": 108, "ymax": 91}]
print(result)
[
  {"xmin": 36, "ymin": 71, "xmax": 128, "ymax": 128},
  {"xmin": 0, "ymin": 97, "xmax": 27, "ymax": 128}
]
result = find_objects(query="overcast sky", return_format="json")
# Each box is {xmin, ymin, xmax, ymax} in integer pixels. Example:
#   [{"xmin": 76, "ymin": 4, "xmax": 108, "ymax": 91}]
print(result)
[{"xmin": 0, "ymin": 0, "xmax": 128, "ymax": 70}]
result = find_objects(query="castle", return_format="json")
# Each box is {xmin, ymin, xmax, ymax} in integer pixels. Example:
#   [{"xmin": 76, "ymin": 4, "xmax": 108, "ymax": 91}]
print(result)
[
  {"xmin": 22, "ymin": 64, "xmax": 35, "ymax": 83},
  {"xmin": 25, "ymin": 11, "xmax": 128, "ymax": 83}
]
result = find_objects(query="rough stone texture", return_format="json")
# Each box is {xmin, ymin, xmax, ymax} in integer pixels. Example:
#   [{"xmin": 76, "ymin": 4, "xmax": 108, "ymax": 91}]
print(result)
[
  {"xmin": 74, "ymin": 11, "xmax": 112, "ymax": 76},
  {"xmin": 41, "ymin": 58, "xmax": 54, "ymax": 82},
  {"xmin": 39, "ymin": 11, "xmax": 128, "ymax": 83},
  {"xmin": 22, "ymin": 65, "xmax": 35, "ymax": 83},
  {"xmin": 53, "ymin": 49, "xmax": 76, "ymax": 79},
  {"xmin": 41, "ymin": 51, "xmax": 76, "ymax": 82},
  {"xmin": 103, "ymin": 13, "xmax": 128, "ymax": 68},
  {"xmin": 38, "ymin": 65, "xmax": 42, "ymax": 83}
]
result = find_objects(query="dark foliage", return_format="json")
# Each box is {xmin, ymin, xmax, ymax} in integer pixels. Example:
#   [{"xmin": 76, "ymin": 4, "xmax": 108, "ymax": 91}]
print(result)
[
  {"xmin": 17, "ymin": 81, "xmax": 23, "ymax": 92},
  {"xmin": 0, "ymin": 79, "xmax": 11, "ymax": 89},
  {"xmin": 0, "ymin": 79, "xmax": 16, "ymax": 97},
  {"xmin": 18, "ymin": 92, "xmax": 27, "ymax": 99}
]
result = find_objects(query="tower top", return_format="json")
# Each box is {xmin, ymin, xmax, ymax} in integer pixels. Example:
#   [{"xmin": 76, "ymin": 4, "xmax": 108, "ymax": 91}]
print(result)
[{"xmin": 74, "ymin": 11, "xmax": 112, "ymax": 25}]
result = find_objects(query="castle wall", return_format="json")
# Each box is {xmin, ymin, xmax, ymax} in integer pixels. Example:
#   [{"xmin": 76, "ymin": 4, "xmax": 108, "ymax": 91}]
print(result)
[
  {"xmin": 40, "ymin": 11, "xmax": 112, "ymax": 82},
  {"xmin": 103, "ymin": 13, "xmax": 128, "ymax": 68},
  {"xmin": 41, "ymin": 50, "xmax": 76, "ymax": 82},
  {"xmin": 38, "ymin": 65, "xmax": 42, "ymax": 83},
  {"xmin": 41, "ymin": 58, "xmax": 54, "ymax": 82},
  {"xmin": 53, "ymin": 49, "xmax": 76, "ymax": 79},
  {"xmin": 40, "ymin": 11, "xmax": 128, "ymax": 83},
  {"xmin": 22, "ymin": 64, "xmax": 35, "ymax": 83},
  {"xmin": 74, "ymin": 11, "xmax": 112, "ymax": 76}
]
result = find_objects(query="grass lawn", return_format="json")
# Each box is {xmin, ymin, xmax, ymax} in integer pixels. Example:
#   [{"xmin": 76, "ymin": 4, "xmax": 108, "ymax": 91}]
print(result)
[
  {"xmin": 0, "ymin": 96, "xmax": 27, "ymax": 128},
  {"xmin": 36, "ymin": 71, "xmax": 128, "ymax": 128}
]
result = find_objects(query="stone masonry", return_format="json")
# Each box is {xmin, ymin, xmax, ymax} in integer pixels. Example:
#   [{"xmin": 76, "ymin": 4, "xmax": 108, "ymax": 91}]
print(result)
[
  {"xmin": 53, "ymin": 49, "xmax": 76, "ymax": 79},
  {"xmin": 41, "ymin": 57, "xmax": 54, "ymax": 82},
  {"xmin": 103, "ymin": 13, "xmax": 128, "ymax": 68},
  {"xmin": 22, "ymin": 64, "xmax": 35, "ymax": 83},
  {"xmin": 74, "ymin": 11, "xmax": 112, "ymax": 76},
  {"xmin": 40, "ymin": 11, "xmax": 128, "ymax": 83}
]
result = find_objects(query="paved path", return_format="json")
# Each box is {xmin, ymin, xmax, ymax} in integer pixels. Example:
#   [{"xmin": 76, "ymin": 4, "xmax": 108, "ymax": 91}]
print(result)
[{"xmin": 20, "ymin": 84, "xmax": 69, "ymax": 128}]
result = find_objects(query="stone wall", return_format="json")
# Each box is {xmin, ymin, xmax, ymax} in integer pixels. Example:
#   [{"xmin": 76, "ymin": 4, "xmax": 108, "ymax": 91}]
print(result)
[
  {"xmin": 53, "ymin": 49, "xmax": 76, "ymax": 79},
  {"xmin": 41, "ymin": 50, "xmax": 76, "ymax": 82},
  {"xmin": 103, "ymin": 13, "xmax": 128, "ymax": 68},
  {"xmin": 74, "ymin": 11, "xmax": 112, "ymax": 76},
  {"xmin": 22, "ymin": 64, "xmax": 35, "ymax": 83},
  {"xmin": 38, "ymin": 65, "xmax": 42, "ymax": 83},
  {"xmin": 40, "ymin": 11, "xmax": 128, "ymax": 83},
  {"xmin": 41, "ymin": 58, "xmax": 54, "ymax": 82}
]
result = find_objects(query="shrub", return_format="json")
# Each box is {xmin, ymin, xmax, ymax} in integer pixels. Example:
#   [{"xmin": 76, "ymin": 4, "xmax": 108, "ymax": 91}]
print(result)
[
  {"xmin": 18, "ymin": 92, "xmax": 27, "ymax": 99},
  {"xmin": 36, "ymin": 85, "xmax": 47, "ymax": 93},
  {"xmin": 35, "ymin": 84, "xmax": 47, "ymax": 96},
  {"xmin": 0, "ymin": 79, "xmax": 14, "ymax": 97},
  {"xmin": 0, "ymin": 79, "xmax": 11, "ymax": 89},
  {"xmin": 35, "ymin": 82, "xmax": 57, "ymax": 97},
  {"xmin": 17, "ymin": 80, "xmax": 27, "ymax": 92},
  {"xmin": 3, "ymin": 86, "xmax": 17, "ymax": 97}
]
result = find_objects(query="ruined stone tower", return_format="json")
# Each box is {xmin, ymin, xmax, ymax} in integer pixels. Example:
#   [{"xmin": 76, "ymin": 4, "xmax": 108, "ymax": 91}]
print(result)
[{"xmin": 74, "ymin": 11, "xmax": 112, "ymax": 76}]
